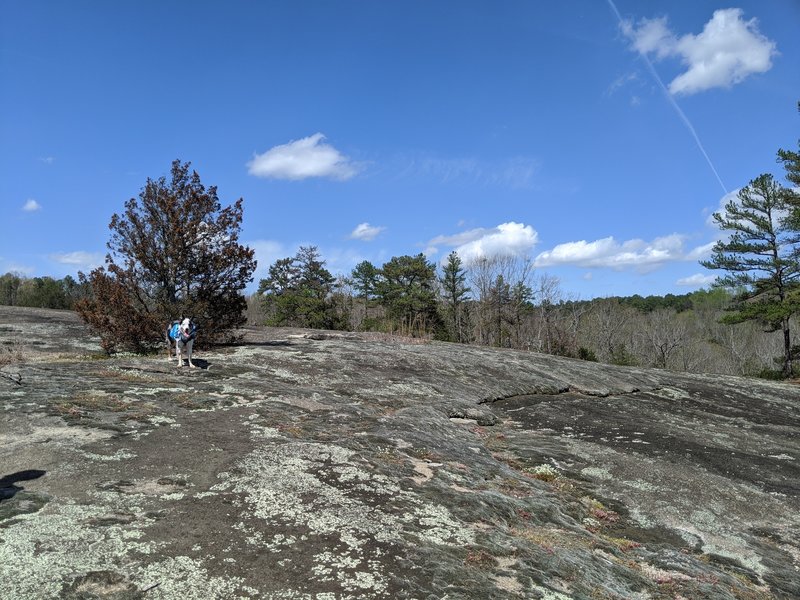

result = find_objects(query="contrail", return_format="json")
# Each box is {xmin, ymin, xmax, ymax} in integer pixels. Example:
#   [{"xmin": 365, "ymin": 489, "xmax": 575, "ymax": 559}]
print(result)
[{"xmin": 606, "ymin": 0, "xmax": 728, "ymax": 194}]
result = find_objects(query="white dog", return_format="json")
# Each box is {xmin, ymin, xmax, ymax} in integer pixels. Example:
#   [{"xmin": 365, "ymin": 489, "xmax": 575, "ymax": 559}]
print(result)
[{"xmin": 167, "ymin": 318, "xmax": 197, "ymax": 368}]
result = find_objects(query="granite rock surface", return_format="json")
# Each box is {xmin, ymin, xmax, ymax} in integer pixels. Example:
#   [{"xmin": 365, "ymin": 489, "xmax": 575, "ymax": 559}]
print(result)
[{"xmin": 1, "ymin": 306, "xmax": 798, "ymax": 599}]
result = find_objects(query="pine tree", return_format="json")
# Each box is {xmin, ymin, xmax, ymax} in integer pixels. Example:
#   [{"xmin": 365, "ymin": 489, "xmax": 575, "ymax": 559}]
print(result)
[
  {"xmin": 258, "ymin": 246, "xmax": 341, "ymax": 329},
  {"xmin": 351, "ymin": 260, "xmax": 379, "ymax": 304},
  {"xmin": 439, "ymin": 251, "xmax": 470, "ymax": 342},
  {"xmin": 376, "ymin": 254, "xmax": 443, "ymax": 336},
  {"xmin": 701, "ymin": 173, "xmax": 800, "ymax": 377}
]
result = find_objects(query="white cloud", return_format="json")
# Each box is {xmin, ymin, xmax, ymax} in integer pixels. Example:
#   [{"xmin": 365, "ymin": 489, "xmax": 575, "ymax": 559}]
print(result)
[
  {"xmin": 706, "ymin": 188, "xmax": 741, "ymax": 227},
  {"xmin": 428, "ymin": 227, "xmax": 494, "ymax": 248},
  {"xmin": 606, "ymin": 72, "xmax": 639, "ymax": 97},
  {"xmin": 49, "ymin": 251, "xmax": 102, "ymax": 270},
  {"xmin": 685, "ymin": 241, "xmax": 715, "ymax": 261},
  {"xmin": 247, "ymin": 133, "xmax": 360, "ymax": 181},
  {"xmin": 622, "ymin": 9, "xmax": 777, "ymax": 95},
  {"xmin": 349, "ymin": 222, "xmax": 385, "ymax": 241},
  {"xmin": 676, "ymin": 273, "xmax": 717, "ymax": 287},
  {"xmin": 534, "ymin": 233, "xmax": 702, "ymax": 271},
  {"xmin": 22, "ymin": 199, "xmax": 42, "ymax": 212},
  {"xmin": 431, "ymin": 222, "xmax": 539, "ymax": 264},
  {"xmin": 38, "ymin": 156, "xmax": 54, "ymax": 165},
  {"xmin": 623, "ymin": 16, "xmax": 676, "ymax": 59}
]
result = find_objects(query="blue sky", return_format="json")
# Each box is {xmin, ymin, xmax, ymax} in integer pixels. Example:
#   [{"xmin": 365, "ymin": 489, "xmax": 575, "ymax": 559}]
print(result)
[{"xmin": 2, "ymin": 1, "xmax": 798, "ymax": 299}]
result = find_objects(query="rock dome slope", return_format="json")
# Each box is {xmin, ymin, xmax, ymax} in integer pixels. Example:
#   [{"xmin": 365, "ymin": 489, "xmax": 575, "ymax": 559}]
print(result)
[{"xmin": 1, "ymin": 306, "xmax": 797, "ymax": 599}]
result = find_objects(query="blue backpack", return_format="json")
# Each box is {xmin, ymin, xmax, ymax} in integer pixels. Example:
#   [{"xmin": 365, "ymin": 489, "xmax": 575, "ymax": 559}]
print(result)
[{"xmin": 169, "ymin": 320, "xmax": 196, "ymax": 342}]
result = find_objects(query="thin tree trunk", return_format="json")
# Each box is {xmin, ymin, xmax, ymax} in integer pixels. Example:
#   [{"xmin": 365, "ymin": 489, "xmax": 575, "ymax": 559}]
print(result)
[{"xmin": 783, "ymin": 320, "xmax": 792, "ymax": 377}]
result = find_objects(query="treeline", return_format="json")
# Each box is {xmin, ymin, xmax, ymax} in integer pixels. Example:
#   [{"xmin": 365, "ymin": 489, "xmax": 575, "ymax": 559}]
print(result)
[
  {"xmin": 0, "ymin": 272, "xmax": 91, "ymax": 310},
  {"xmin": 250, "ymin": 247, "xmax": 795, "ymax": 378}
]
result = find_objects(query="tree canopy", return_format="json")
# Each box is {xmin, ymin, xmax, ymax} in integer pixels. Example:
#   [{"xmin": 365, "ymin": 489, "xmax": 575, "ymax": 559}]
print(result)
[
  {"xmin": 76, "ymin": 160, "xmax": 256, "ymax": 352},
  {"xmin": 258, "ymin": 246, "xmax": 343, "ymax": 330},
  {"xmin": 375, "ymin": 254, "xmax": 443, "ymax": 337},
  {"xmin": 439, "ymin": 251, "xmax": 471, "ymax": 342}
]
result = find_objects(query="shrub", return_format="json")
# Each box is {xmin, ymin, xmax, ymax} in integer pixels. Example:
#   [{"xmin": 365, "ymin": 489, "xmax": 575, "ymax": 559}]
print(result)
[{"xmin": 76, "ymin": 160, "xmax": 256, "ymax": 352}]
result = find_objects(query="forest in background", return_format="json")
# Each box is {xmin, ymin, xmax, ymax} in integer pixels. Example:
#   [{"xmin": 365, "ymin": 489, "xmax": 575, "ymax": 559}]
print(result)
[
  {"xmin": 1, "ymin": 264, "xmax": 786, "ymax": 378},
  {"xmin": 247, "ymin": 248, "xmax": 797, "ymax": 380},
  {"xmin": 0, "ymin": 272, "xmax": 89, "ymax": 310},
  {"xmin": 1, "ymin": 253, "xmax": 794, "ymax": 379}
]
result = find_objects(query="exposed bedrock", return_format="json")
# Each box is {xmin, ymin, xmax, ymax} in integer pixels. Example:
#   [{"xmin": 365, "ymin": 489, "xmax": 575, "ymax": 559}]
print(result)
[{"xmin": 1, "ymin": 306, "xmax": 798, "ymax": 599}]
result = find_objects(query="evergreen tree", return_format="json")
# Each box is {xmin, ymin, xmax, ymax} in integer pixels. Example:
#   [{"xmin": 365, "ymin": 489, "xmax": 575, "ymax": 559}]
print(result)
[
  {"xmin": 351, "ymin": 260, "xmax": 380, "ymax": 304},
  {"xmin": 258, "ymin": 246, "xmax": 342, "ymax": 329},
  {"xmin": 509, "ymin": 280, "xmax": 533, "ymax": 347},
  {"xmin": 439, "ymin": 251, "xmax": 470, "ymax": 342},
  {"xmin": 701, "ymin": 173, "xmax": 800, "ymax": 377},
  {"xmin": 295, "ymin": 246, "xmax": 336, "ymax": 302},
  {"xmin": 489, "ymin": 274, "xmax": 512, "ymax": 347},
  {"xmin": 376, "ymin": 254, "xmax": 443, "ymax": 336}
]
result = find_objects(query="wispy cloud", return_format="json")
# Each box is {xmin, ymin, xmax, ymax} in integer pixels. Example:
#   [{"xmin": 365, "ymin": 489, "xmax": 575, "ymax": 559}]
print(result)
[
  {"xmin": 685, "ymin": 241, "xmax": 715, "ymax": 261},
  {"xmin": 38, "ymin": 156, "xmax": 54, "ymax": 165},
  {"xmin": 620, "ymin": 8, "xmax": 777, "ymax": 95},
  {"xmin": 247, "ymin": 133, "xmax": 361, "ymax": 181},
  {"xmin": 428, "ymin": 227, "xmax": 493, "ymax": 249},
  {"xmin": 0, "ymin": 261, "xmax": 34, "ymax": 275},
  {"xmin": 428, "ymin": 222, "xmax": 539, "ymax": 264},
  {"xmin": 22, "ymin": 199, "xmax": 42, "ymax": 212},
  {"xmin": 605, "ymin": 72, "xmax": 638, "ymax": 97},
  {"xmin": 49, "ymin": 251, "xmax": 102, "ymax": 270},
  {"xmin": 349, "ymin": 223, "xmax": 385, "ymax": 241},
  {"xmin": 676, "ymin": 273, "xmax": 716, "ymax": 287},
  {"xmin": 405, "ymin": 156, "xmax": 540, "ymax": 190},
  {"xmin": 534, "ymin": 234, "xmax": 710, "ymax": 272},
  {"xmin": 320, "ymin": 247, "xmax": 367, "ymax": 277}
]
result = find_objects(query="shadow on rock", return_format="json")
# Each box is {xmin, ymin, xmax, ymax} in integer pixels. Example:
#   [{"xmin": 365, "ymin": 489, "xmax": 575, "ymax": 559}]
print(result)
[
  {"xmin": 0, "ymin": 469, "xmax": 49, "ymax": 521},
  {"xmin": 0, "ymin": 469, "xmax": 46, "ymax": 501},
  {"xmin": 180, "ymin": 358, "xmax": 210, "ymax": 369},
  {"xmin": 220, "ymin": 340, "xmax": 293, "ymax": 347}
]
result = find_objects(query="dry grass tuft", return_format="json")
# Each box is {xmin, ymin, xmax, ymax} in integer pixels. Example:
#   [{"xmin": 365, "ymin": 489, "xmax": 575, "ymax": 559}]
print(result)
[
  {"xmin": 464, "ymin": 548, "xmax": 497, "ymax": 568},
  {"xmin": 0, "ymin": 338, "xmax": 25, "ymax": 384}
]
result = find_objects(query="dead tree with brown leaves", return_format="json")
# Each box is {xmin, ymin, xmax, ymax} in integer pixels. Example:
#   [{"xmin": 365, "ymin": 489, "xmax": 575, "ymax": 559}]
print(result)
[{"xmin": 76, "ymin": 160, "xmax": 257, "ymax": 353}]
